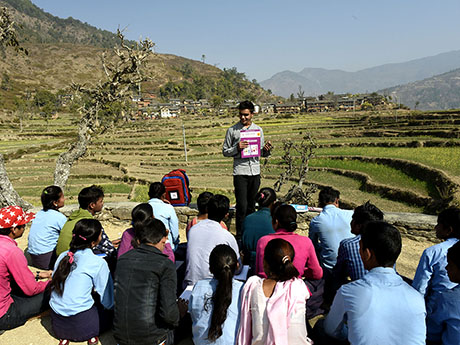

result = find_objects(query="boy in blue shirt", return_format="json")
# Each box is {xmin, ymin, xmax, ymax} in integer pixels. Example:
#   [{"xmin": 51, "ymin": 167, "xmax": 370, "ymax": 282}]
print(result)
[
  {"xmin": 412, "ymin": 208, "xmax": 460, "ymax": 315},
  {"xmin": 318, "ymin": 221, "xmax": 426, "ymax": 345},
  {"xmin": 427, "ymin": 240, "xmax": 460, "ymax": 345}
]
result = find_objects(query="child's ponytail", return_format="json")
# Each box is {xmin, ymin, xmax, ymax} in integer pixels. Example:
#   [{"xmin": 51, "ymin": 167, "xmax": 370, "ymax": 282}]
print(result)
[
  {"xmin": 51, "ymin": 219, "xmax": 102, "ymax": 295},
  {"xmin": 264, "ymin": 238, "xmax": 299, "ymax": 281},
  {"xmin": 207, "ymin": 244, "xmax": 238, "ymax": 342},
  {"xmin": 273, "ymin": 204, "xmax": 297, "ymax": 232}
]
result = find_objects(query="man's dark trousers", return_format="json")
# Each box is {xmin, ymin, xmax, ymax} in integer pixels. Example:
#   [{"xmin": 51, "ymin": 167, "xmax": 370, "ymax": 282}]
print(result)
[{"xmin": 234, "ymin": 174, "xmax": 260, "ymax": 240}]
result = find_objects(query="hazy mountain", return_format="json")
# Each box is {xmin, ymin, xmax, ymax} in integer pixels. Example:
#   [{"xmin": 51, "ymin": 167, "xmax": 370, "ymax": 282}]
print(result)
[
  {"xmin": 261, "ymin": 50, "xmax": 460, "ymax": 97},
  {"xmin": 1, "ymin": 0, "xmax": 132, "ymax": 48},
  {"xmin": 0, "ymin": 0, "xmax": 276, "ymax": 110},
  {"xmin": 379, "ymin": 68, "xmax": 460, "ymax": 110}
]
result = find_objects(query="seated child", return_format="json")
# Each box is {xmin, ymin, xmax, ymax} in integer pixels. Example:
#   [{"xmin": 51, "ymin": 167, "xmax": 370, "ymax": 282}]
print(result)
[
  {"xmin": 320, "ymin": 221, "xmax": 426, "ymax": 345},
  {"xmin": 0, "ymin": 206, "xmax": 52, "ymax": 331},
  {"xmin": 185, "ymin": 195, "xmax": 241, "ymax": 287},
  {"xmin": 28, "ymin": 185, "xmax": 67, "ymax": 269},
  {"xmin": 427, "ymin": 240, "xmax": 460, "ymax": 345},
  {"xmin": 242, "ymin": 187, "xmax": 276, "ymax": 268},
  {"xmin": 413, "ymin": 207, "xmax": 460, "ymax": 314},
  {"xmin": 255, "ymin": 204, "xmax": 322, "ymax": 280},
  {"xmin": 50, "ymin": 219, "xmax": 114, "ymax": 345},
  {"xmin": 56, "ymin": 185, "xmax": 116, "ymax": 267},
  {"xmin": 114, "ymin": 218, "xmax": 179, "ymax": 345},
  {"xmin": 117, "ymin": 203, "xmax": 174, "ymax": 262},
  {"xmin": 189, "ymin": 244, "xmax": 243, "ymax": 345},
  {"xmin": 186, "ymin": 191, "xmax": 228, "ymax": 240},
  {"xmin": 237, "ymin": 238, "xmax": 313, "ymax": 345},
  {"xmin": 147, "ymin": 182, "xmax": 180, "ymax": 251}
]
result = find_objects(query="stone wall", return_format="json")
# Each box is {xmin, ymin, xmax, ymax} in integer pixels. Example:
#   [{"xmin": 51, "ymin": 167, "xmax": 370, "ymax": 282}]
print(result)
[{"xmin": 35, "ymin": 202, "xmax": 438, "ymax": 243}]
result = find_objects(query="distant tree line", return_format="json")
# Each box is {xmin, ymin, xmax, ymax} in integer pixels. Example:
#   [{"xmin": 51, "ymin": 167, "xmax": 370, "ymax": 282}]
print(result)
[{"xmin": 159, "ymin": 64, "xmax": 260, "ymax": 102}]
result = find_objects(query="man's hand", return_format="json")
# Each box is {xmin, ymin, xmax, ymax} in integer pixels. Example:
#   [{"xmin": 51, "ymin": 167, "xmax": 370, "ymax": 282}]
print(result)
[
  {"xmin": 238, "ymin": 140, "xmax": 249, "ymax": 151},
  {"xmin": 263, "ymin": 140, "xmax": 273, "ymax": 152}
]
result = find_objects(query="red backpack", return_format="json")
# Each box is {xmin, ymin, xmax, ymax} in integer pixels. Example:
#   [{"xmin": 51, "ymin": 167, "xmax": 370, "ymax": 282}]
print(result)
[{"xmin": 161, "ymin": 169, "xmax": 192, "ymax": 206}]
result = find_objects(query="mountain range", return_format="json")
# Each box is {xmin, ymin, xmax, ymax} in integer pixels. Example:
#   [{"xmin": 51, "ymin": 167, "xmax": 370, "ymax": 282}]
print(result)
[
  {"xmin": 379, "ymin": 68, "xmax": 460, "ymax": 110},
  {"xmin": 0, "ymin": 0, "xmax": 275, "ymax": 111},
  {"xmin": 261, "ymin": 51, "xmax": 460, "ymax": 109}
]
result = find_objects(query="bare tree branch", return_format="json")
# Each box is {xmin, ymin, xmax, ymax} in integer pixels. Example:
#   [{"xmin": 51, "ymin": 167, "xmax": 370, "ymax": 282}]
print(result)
[
  {"xmin": 54, "ymin": 30, "xmax": 154, "ymax": 188},
  {"xmin": 273, "ymin": 136, "xmax": 318, "ymax": 204}
]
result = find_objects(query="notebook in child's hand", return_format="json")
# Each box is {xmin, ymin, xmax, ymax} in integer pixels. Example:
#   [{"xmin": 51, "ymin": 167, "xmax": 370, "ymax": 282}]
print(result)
[
  {"xmin": 180, "ymin": 284, "xmax": 194, "ymax": 301},
  {"xmin": 234, "ymin": 265, "xmax": 250, "ymax": 281}
]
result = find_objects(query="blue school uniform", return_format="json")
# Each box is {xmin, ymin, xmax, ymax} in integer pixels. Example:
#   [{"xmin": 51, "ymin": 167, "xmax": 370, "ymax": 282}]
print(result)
[
  {"xmin": 28, "ymin": 209, "xmax": 67, "ymax": 255},
  {"xmin": 427, "ymin": 285, "xmax": 460, "ymax": 345},
  {"xmin": 50, "ymin": 248, "xmax": 113, "ymax": 316},
  {"xmin": 412, "ymin": 238, "xmax": 459, "ymax": 313},
  {"xmin": 190, "ymin": 278, "xmax": 243, "ymax": 345}
]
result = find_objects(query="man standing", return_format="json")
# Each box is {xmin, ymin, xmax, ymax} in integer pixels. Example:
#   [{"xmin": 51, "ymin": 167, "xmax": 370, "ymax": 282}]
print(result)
[
  {"xmin": 223, "ymin": 101, "xmax": 272, "ymax": 240},
  {"xmin": 309, "ymin": 187, "xmax": 353, "ymax": 273}
]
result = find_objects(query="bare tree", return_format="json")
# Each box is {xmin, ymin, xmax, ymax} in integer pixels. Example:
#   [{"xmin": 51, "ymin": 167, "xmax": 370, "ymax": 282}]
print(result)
[
  {"xmin": 54, "ymin": 30, "xmax": 154, "ymax": 188},
  {"xmin": 273, "ymin": 135, "xmax": 318, "ymax": 204},
  {"xmin": 0, "ymin": 16, "xmax": 154, "ymax": 207},
  {"xmin": 0, "ymin": 7, "xmax": 32, "ymax": 209}
]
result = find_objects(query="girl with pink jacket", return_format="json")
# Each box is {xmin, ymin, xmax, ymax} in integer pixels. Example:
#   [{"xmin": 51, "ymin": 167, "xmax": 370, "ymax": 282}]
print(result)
[{"xmin": 237, "ymin": 238, "xmax": 313, "ymax": 345}]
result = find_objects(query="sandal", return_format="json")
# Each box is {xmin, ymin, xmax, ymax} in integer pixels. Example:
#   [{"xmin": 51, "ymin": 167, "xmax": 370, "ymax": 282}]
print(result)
[
  {"xmin": 58, "ymin": 340, "xmax": 69, "ymax": 345},
  {"xmin": 87, "ymin": 337, "xmax": 99, "ymax": 345}
]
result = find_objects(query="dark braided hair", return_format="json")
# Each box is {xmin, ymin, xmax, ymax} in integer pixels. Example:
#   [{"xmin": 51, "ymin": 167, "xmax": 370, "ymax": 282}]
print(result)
[
  {"xmin": 206, "ymin": 244, "xmax": 238, "ymax": 342},
  {"xmin": 51, "ymin": 219, "xmax": 102, "ymax": 296}
]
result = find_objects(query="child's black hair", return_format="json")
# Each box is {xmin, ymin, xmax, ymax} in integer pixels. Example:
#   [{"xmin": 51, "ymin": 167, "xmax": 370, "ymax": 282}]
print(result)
[
  {"xmin": 352, "ymin": 201, "xmax": 384, "ymax": 225},
  {"xmin": 360, "ymin": 221, "xmax": 402, "ymax": 267},
  {"xmin": 41, "ymin": 185, "xmax": 63, "ymax": 211},
  {"xmin": 318, "ymin": 187, "xmax": 340, "ymax": 207},
  {"xmin": 207, "ymin": 195, "xmax": 230, "ymax": 223},
  {"xmin": 51, "ymin": 219, "xmax": 102, "ymax": 295},
  {"xmin": 206, "ymin": 244, "xmax": 238, "ymax": 342},
  {"xmin": 255, "ymin": 187, "xmax": 276, "ymax": 209},
  {"xmin": 130, "ymin": 203, "xmax": 154, "ymax": 248},
  {"xmin": 273, "ymin": 204, "xmax": 297, "ymax": 232},
  {"xmin": 197, "ymin": 192, "xmax": 214, "ymax": 215},
  {"xmin": 438, "ymin": 207, "xmax": 460, "ymax": 239},
  {"xmin": 447, "ymin": 241, "xmax": 460, "ymax": 272},
  {"xmin": 78, "ymin": 185, "xmax": 104, "ymax": 210},
  {"xmin": 148, "ymin": 182, "xmax": 166, "ymax": 199},
  {"xmin": 264, "ymin": 238, "xmax": 299, "ymax": 281},
  {"xmin": 134, "ymin": 218, "xmax": 167, "ymax": 245}
]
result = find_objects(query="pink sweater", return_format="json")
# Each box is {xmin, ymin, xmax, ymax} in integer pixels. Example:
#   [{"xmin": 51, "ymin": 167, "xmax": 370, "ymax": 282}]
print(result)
[
  {"xmin": 255, "ymin": 229, "xmax": 323, "ymax": 280},
  {"xmin": 0, "ymin": 235, "xmax": 48, "ymax": 317}
]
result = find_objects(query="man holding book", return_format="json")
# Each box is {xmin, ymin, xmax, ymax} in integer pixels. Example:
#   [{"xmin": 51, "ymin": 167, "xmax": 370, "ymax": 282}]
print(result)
[{"xmin": 223, "ymin": 101, "xmax": 272, "ymax": 241}]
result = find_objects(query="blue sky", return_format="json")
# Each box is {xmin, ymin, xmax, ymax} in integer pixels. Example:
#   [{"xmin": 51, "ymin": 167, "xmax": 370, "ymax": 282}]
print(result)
[{"xmin": 32, "ymin": 0, "xmax": 460, "ymax": 82}]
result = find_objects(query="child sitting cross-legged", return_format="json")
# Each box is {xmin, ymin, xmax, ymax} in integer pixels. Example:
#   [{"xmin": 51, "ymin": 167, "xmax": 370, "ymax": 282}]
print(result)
[
  {"xmin": 117, "ymin": 203, "xmax": 175, "ymax": 262},
  {"xmin": 28, "ymin": 185, "xmax": 67, "ymax": 269},
  {"xmin": 427, "ymin": 240, "xmax": 460, "ymax": 345},
  {"xmin": 114, "ymin": 218, "xmax": 179, "ymax": 345},
  {"xmin": 413, "ymin": 207, "xmax": 460, "ymax": 315},
  {"xmin": 50, "ymin": 219, "xmax": 114, "ymax": 345},
  {"xmin": 237, "ymin": 238, "xmax": 313, "ymax": 345},
  {"xmin": 189, "ymin": 244, "xmax": 243, "ymax": 345}
]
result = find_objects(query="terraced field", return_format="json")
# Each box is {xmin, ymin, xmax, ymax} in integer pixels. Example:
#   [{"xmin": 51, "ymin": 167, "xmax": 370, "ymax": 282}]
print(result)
[{"xmin": 1, "ymin": 109, "xmax": 459, "ymax": 213}]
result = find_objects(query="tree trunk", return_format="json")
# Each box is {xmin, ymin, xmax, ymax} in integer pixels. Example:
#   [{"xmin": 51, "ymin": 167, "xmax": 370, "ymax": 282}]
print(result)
[
  {"xmin": 0, "ymin": 154, "xmax": 32, "ymax": 210},
  {"xmin": 53, "ymin": 116, "xmax": 91, "ymax": 188}
]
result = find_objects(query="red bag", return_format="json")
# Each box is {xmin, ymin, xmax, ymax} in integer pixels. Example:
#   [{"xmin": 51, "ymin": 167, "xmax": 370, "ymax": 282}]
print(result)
[{"xmin": 161, "ymin": 169, "xmax": 192, "ymax": 206}]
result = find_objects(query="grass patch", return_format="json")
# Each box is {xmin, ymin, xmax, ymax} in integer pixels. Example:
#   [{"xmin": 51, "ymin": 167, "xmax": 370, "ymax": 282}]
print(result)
[{"xmin": 310, "ymin": 158, "xmax": 436, "ymax": 197}]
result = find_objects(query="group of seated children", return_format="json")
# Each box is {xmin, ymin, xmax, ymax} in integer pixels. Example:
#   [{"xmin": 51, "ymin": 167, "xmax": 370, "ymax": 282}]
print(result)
[{"xmin": 1, "ymin": 182, "xmax": 460, "ymax": 345}]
